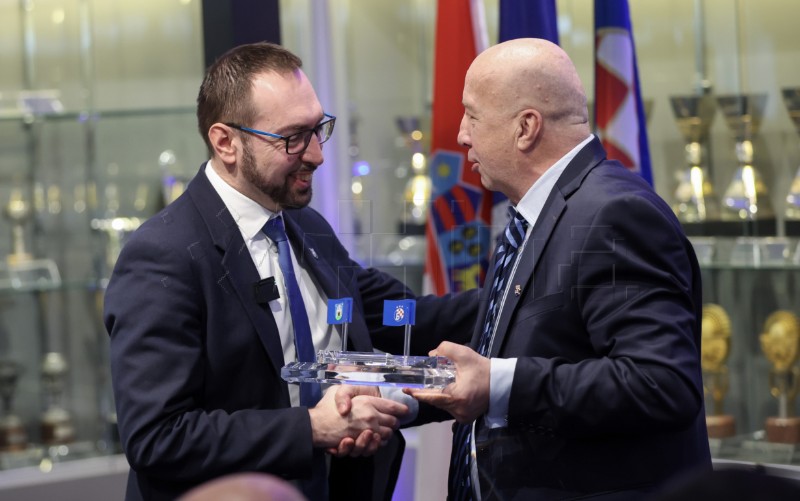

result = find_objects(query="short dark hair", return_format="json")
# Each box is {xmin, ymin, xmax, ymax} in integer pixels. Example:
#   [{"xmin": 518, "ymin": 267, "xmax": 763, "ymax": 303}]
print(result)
[{"xmin": 196, "ymin": 42, "xmax": 303, "ymax": 153}]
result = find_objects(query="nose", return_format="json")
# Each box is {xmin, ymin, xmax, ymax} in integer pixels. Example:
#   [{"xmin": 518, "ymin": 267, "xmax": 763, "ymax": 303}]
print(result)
[
  {"xmin": 300, "ymin": 135, "xmax": 324, "ymax": 166},
  {"xmin": 457, "ymin": 114, "xmax": 470, "ymax": 148}
]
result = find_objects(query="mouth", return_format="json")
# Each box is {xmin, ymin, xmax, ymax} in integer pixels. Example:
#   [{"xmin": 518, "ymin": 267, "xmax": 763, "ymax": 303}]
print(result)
[{"xmin": 290, "ymin": 169, "xmax": 314, "ymax": 190}]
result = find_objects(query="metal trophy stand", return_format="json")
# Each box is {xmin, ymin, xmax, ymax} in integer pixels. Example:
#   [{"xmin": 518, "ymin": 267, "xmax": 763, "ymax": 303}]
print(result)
[{"xmin": 282, "ymin": 299, "xmax": 456, "ymax": 388}]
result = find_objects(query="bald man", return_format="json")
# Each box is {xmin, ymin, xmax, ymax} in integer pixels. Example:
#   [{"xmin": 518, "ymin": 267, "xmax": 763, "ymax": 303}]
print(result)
[
  {"xmin": 408, "ymin": 38, "xmax": 711, "ymax": 500},
  {"xmin": 179, "ymin": 473, "xmax": 306, "ymax": 501}
]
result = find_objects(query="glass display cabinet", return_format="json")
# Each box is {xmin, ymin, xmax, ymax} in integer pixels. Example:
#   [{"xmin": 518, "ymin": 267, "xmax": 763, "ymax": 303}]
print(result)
[{"xmin": 0, "ymin": 0, "xmax": 205, "ymax": 488}]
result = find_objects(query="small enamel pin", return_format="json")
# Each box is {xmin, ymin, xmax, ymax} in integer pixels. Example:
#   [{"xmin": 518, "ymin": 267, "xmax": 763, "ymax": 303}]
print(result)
[
  {"xmin": 514, "ymin": 285, "xmax": 521, "ymax": 296},
  {"xmin": 310, "ymin": 248, "xmax": 318, "ymax": 259}
]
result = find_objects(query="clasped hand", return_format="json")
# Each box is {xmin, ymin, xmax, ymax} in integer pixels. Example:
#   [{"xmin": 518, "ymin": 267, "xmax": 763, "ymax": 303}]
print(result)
[
  {"xmin": 308, "ymin": 385, "xmax": 408, "ymax": 458},
  {"xmin": 404, "ymin": 341, "xmax": 491, "ymax": 423}
]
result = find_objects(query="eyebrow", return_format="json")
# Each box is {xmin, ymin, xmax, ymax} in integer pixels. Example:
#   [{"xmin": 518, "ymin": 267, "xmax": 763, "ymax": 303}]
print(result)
[{"xmin": 277, "ymin": 114, "xmax": 326, "ymax": 134}]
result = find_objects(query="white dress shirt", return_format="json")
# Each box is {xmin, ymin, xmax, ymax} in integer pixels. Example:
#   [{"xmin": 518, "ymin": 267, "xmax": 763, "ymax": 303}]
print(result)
[{"xmin": 204, "ymin": 161, "xmax": 417, "ymax": 418}]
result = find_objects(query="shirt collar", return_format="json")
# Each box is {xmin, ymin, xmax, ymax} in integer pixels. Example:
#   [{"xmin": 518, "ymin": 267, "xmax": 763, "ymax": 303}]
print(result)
[
  {"xmin": 204, "ymin": 160, "xmax": 278, "ymax": 241},
  {"xmin": 516, "ymin": 134, "xmax": 594, "ymax": 228}
]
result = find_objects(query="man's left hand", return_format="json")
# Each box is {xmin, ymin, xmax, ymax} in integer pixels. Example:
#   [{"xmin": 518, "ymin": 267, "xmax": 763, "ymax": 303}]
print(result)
[{"xmin": 404, "ymin": 341, "xmax": 490, "ymax": 423}]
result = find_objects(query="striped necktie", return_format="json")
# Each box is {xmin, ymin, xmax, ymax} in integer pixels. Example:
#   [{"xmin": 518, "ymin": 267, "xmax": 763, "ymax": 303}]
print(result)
[{"xmin": 448, "ymin": 206, "xmax": 529, "ymax": 501}]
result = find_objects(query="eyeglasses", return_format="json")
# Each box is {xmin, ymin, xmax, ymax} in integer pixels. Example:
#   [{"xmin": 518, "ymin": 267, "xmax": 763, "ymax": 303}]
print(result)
[{"xmin": 226, "ymin": 113, "xmax": 336, "ymax": 155}]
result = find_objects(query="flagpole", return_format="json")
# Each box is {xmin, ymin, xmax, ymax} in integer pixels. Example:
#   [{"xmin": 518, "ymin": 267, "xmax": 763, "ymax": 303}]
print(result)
[
  {"xmin": 341, "ymin": 323, "xmax": 349, "ymax": 352},
  {"xmin": 403, "ymin": 324, "xmax": 412, "ymax": 360}
]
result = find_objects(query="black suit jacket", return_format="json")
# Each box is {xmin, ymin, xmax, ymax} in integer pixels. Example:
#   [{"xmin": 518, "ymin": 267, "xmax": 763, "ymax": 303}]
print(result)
[
  {"xmin": 469, "ymin": 138, "xmax": 711, "ymax": 499},
  {"xmin": 104, "ymin": 166, "xmax": 477, "ymax": 500}
]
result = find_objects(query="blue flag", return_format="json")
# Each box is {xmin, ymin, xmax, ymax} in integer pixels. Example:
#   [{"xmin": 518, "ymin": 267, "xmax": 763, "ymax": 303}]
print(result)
[
  {"xmin": 327, "ymin": 298, "xmax": 353, "ymax": 324},
  {"xmin": 499, "ymin": 0, "xmax": 559, "ymax": 44},
  {"xmin": 594, "ymin": 0, "xmax": 653, "ymax": 186},
  {"xmin": 382, "ymin": 300, "xmax": 416, "ymax": 326}
]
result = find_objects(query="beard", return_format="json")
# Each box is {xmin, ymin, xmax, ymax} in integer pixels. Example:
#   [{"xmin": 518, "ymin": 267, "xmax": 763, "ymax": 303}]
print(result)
[{"xmin": 240, "ymin": 139, "xmax": 313, "ymax": 209}]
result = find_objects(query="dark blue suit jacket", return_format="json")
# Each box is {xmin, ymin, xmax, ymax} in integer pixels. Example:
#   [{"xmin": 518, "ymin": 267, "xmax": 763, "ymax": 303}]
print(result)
[
  {"xmin": 104, "ymin": 166, "xmax": 477, "ymax": 500},
  {"xmin": 470, "ymin": 138, "xmax": 711, "ymax": 499}
]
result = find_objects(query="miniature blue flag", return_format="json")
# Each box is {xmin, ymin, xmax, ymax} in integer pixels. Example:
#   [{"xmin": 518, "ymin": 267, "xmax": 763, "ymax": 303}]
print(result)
[
  {"xmin": 383, "ymin": 299, "xmax": 416, "ymax": 326},
  {"xmin": 327, "ymin": 298, "xmax": 353, "ymax": 324}
]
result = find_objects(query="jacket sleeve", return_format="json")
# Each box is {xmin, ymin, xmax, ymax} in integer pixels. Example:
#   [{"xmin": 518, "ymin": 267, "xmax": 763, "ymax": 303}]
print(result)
[
  {"xmin": 508, "ymin": 192, "xmax": 705, "ymax": 438},
  {"xmin": 105, "ymin": 223, "xmax": 315, "ymax": 483}
]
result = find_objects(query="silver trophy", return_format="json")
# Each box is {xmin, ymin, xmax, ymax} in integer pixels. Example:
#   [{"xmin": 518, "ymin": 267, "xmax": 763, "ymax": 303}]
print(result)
[
  {"xmin": 669, "ymin": 95, "xmax": 720, "ymax": 223},
  {"xmin": 0, "ymin": 190, "xmax": 61, "ymax": 289},
  {"xmin": 782, "ymin": 88, "xmax": 800, "ymax": 221},
  {"xmin": 282, "ymin": 299, "xmax": 455, "ymax": 389},
  {"xmin": 40, "ymin": 352, "xmax": 75, "ymax": 445},
  {"xmin": 717, "ymin": 93, "xmax": 774, "ymax": 221},
  {"xmin": 0, "ymin": 360, "xmax": 27, "ymax": 452},
  {"xmin": 4, "ymin": 189, "xmax": 33, "ymax": 265}
]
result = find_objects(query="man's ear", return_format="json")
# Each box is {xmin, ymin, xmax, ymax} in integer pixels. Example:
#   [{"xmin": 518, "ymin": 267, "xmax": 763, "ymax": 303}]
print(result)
[
  {"xmin": 208, "ymin": 124, "xmax": 239, "ymax": 164},
  {"xmin": 516, "ymin": 109, "xmax": 542, "ymax": 150}
]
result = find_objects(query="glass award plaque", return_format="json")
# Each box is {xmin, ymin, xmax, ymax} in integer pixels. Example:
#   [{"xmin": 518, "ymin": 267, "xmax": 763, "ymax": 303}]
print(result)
[
  {"xmin": 281, "ymin": 299, "xmax": 456, "ymax": 389},
  {"xmin": 281, "ymin": 350, "xmax": 456, "ymax": 389}
]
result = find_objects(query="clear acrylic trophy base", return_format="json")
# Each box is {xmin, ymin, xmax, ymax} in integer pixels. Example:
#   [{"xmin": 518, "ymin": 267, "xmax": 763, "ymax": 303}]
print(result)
[{"xmin": 281, "ymin": 350, "xmax": 456, "ymax": 388}]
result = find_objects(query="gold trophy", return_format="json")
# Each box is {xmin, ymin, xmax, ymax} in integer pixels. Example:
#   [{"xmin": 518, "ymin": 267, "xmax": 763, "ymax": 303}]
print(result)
[
  {"xmin": 781, "ymin": 88, "xmax": 800, "ymax": 221},
  {"xmin": 670, "ymin": 95, "xmax": 720, "ymax": 223},
  {"xmin": 0, "ymin": 360, "xmax": 27, "ymax": 451},
  {"xmin": 40, "ymin": 352, "xmax": 75, "ymax": 445},
  {"xmin": 701, "ymin": 304, "xmax": 735, "ymax": 438},
  {"xmin": 759, "ymin": 311, "xmax": 800, "ymax": 444},
  {"xmin": 717, "ymin": 93, "xmax": 774, "ymax": 222}
]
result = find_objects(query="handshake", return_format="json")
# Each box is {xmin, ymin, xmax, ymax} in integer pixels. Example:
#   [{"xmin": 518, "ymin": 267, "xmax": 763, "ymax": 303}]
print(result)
[
  {"xmin": 307, "ymin": 341, "xmax": 491, "ymax": 458},
  {"xmin": 308, "ymin": 385, "xmax": 409, "ymax": 458}
]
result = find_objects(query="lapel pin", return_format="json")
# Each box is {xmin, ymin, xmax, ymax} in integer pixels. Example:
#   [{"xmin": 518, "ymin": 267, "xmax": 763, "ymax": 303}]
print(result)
[
  {"xmin": 310, "ymin": 248, "xmax": 318, "ymax": 259},
  {"xmin": 514, "ymin": 285, "xmax": 521, "ymax": 296}
]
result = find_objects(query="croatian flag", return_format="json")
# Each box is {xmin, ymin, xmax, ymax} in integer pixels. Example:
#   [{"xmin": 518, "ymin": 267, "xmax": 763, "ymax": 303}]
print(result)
[
  {"xmin": 423, "ymin": 0, "xmax": 492, "ymax": 296},
  {"xmin": 594, "ymin": 0, "xmax": 653, "ymax": 186}
]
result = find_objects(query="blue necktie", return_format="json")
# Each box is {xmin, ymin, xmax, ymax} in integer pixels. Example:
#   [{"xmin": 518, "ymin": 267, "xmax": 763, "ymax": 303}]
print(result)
[
  {"xmin": 448, "ymin": 206, "xmax": 529, "ymax": 501},
  {"xmin": 263, "ymin": 216, "xmax": 322, "ymax": 407}
]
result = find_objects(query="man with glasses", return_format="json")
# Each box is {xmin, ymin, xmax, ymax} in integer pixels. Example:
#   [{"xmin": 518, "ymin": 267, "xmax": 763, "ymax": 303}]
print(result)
[{"xmin": 105, "ymin": 42, "xmax": 477, "ymax": 501}]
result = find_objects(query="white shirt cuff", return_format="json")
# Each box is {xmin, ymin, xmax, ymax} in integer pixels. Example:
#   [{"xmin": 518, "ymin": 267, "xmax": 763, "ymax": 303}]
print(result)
[
  {"xmin": 380, "ymin": 386, "xmax": 419, "ymax": 426},
  {"xmin": 484, "ymin": 357, "xmax": 517, "ymax": 429}
]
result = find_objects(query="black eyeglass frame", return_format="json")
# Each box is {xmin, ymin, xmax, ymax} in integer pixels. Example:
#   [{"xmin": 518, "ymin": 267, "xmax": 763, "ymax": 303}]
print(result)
[{"xmin": 225, "ymin": 112, "xmax": 336, "ymax": 155}]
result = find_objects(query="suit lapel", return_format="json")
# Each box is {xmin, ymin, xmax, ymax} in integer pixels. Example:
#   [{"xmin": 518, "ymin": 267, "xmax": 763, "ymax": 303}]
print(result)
[
  {"xmin": 487, "ymin": 196, "xmax": 566, "ymax": 356},
  {"xmin": 487, "ymin": 137, "xmax": 607, "ymax": 356},
  {"xmin": 282, "ymin": 211, "xmax": 373, "ymax": 352},
  {"xmin": 188, "ymin": 168, "xmax": 287, "ymax": 376}
]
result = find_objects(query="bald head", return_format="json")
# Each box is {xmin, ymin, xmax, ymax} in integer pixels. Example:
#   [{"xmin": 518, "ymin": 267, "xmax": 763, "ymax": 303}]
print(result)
[
  {"xmin": 468, "ymin": 38, "xmax": 589, "ymax": 133},
  {"xmin": 178, "ymin": 473, "xmax": 307, "ymax": 501},
  {"xmin": 458, "ymin": 38, "xmax": 591, "ymax": 201}
]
